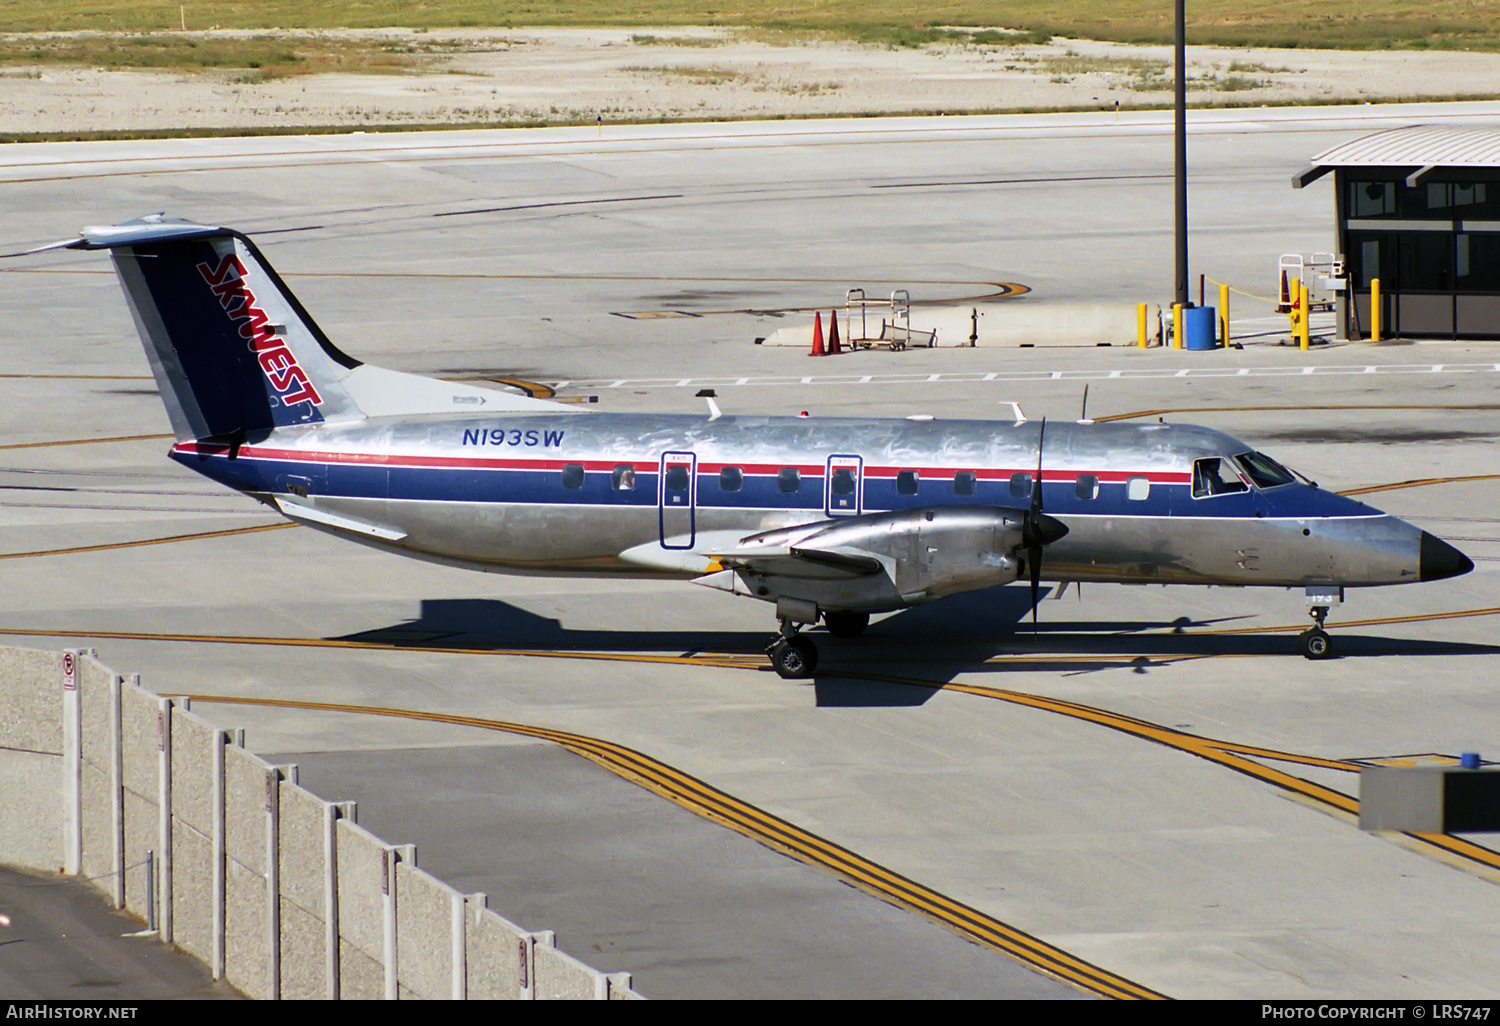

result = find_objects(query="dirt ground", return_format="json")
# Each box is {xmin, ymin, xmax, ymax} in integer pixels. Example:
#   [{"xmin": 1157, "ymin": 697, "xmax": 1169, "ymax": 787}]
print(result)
[{"xmin": 4, "ymin": 27, "xmax": 1500, "ymax": 134}]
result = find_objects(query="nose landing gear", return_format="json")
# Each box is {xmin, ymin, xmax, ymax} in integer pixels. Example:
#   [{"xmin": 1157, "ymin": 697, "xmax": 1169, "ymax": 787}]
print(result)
[{"xmin": 1298, "ymin": 605, "xmax": 1334, "ymax": 660}]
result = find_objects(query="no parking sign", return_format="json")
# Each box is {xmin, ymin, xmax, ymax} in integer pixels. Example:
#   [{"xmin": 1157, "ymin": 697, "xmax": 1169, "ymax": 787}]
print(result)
[{"xmin": 62, "ymin": 651, "xmax": 76, "ymax": 691}]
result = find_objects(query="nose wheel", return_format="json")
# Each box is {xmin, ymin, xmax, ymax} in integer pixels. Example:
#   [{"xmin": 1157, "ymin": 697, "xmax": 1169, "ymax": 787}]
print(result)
[
  {"xmin": 1298, "ymin": 605, "xmax": 1335, "ymax": 660},
  {"xmin": 768, "ymin": 617, "xmax": 819, "ymax": 679}
]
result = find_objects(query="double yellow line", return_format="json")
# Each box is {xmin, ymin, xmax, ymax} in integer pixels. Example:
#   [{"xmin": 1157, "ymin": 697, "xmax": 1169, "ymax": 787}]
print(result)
[{"xmin": 186, "ymin": 693, "xmax": 1164, "ymax": 1000}]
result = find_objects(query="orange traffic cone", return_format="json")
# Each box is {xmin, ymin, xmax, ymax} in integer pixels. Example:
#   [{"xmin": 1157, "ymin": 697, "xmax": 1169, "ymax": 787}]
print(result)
[
  {"xmin": 828, "ymin": 309, "xmax": 842, "ymax": 355},
  {"xmin": 1276, "ymin": 269, "xmax": 1290, "ymax": 314},
  {"xmin": 810, "ymin": 310, "xmax": 825, "ymax": 356}
]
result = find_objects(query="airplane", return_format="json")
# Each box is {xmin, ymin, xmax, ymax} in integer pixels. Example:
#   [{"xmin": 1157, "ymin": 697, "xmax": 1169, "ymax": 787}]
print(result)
[{"xmin": 30, "ymin": 215, "xmax": 1475, "ymax": 678}]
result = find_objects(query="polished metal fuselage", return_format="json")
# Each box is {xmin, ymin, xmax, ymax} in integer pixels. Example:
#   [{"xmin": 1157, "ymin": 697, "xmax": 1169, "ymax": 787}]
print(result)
[{"xmin": 175, "ymin": 411, "xmax": 1428, "ymax": 594}]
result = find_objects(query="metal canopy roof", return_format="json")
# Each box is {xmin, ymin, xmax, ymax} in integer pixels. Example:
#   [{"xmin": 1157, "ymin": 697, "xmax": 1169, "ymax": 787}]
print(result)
[
  {"xmin": 1293, "ymin": 125, "xmax": 1500, "ymax": 188},
  {"xmin": 1311, "ymin": 125, "xmax": 1500, "ymax": 168}
]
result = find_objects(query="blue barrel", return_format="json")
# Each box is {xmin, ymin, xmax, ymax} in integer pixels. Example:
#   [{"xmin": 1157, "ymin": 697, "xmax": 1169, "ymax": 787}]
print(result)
[{"xmin": 1184, "ymin": 306, "xmax": 1218, "ymax": 350}]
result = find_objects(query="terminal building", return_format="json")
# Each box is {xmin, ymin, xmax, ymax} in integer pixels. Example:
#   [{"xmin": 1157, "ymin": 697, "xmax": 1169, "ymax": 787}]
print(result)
[{"xmin": 1295, "ymin": 125, "xmax": 1500, "ymax": 340}]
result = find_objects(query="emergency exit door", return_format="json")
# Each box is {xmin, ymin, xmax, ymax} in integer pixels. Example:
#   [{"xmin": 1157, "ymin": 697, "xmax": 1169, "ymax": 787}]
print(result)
[
  {"xmin": 658, "ymin": 451, "xmax": 697, "ymax": 548},
  {"xmin": 825, "ymin": 454, "xmax": 863, "ymax": 517}
]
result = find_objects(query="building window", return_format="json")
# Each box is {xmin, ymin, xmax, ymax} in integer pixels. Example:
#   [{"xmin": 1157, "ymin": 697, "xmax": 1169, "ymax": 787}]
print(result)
[
  {"xmin": 1350, "ymin": 180, "xmax": 1396, "ymax": 217},
  {"xmin": 896, "ymin": 470, "xmax": 919, "ymax": 495},
  {"xmin": 953, "ymin": 472, "xmax": 977, "ymax": 496},
  {"xmin": 719, "ymin": 466, "xmax": 743, "ymax": 492}
]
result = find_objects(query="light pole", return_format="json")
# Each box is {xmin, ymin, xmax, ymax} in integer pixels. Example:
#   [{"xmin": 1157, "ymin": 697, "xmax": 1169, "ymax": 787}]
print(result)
[{"xmin": 1174, "ymin": 0, "xmax": 1189, "ymax": 309}]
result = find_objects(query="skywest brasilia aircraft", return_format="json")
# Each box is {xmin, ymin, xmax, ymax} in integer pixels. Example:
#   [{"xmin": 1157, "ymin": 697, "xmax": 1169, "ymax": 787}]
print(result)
[{"xmin": 47, "ymin": 216, "xmax": 1473, "ymax": 677}]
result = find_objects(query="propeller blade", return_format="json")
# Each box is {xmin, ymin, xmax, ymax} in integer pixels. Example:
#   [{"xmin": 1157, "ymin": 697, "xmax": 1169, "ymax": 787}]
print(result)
[{"xmin": 1030, "ymin": 418, "xmax": 1046, "ymax": 634}]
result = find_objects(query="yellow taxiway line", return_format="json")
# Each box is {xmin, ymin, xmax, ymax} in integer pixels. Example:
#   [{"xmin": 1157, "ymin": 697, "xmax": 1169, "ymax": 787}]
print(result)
[{"xmin": 184, "ymin": 692, "xmax": 1163, "ymax": 1000}]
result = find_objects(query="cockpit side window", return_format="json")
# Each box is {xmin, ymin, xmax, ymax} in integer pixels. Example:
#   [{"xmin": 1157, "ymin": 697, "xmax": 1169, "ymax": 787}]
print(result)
[
  {"xmin": 1234, "ymin": 451, "xmax": 1296, "ymax": 489},
  {"xmin": 1192, "ymin": 457, "xmax": 1249, "ymax": 498}
]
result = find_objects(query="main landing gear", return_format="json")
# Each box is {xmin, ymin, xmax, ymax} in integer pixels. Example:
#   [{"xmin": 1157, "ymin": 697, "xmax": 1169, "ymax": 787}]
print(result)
[
  {"xmin": 768, "ymin": 617, "xmax": 818, "ymax": 679},
  {"xmin": 1298, "ymin": 605, "xmax": 1335, "ymax": 660}
]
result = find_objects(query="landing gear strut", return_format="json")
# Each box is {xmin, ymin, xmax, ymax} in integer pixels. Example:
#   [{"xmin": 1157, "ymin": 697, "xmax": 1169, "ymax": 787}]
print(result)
[
  {"xmin": 1298, "ymin": 605, "xmax": 1335, "ymax": 660},
  {"xmin": 768, "ymin": 617, "xmax": 818, "ymax": 679}
]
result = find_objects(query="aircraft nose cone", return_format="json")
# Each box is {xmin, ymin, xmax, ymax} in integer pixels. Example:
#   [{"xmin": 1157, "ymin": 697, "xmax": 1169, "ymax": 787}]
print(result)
[{"xmin": 1420, "ymin": 531, "xmax": 1474, "ymax": 581}]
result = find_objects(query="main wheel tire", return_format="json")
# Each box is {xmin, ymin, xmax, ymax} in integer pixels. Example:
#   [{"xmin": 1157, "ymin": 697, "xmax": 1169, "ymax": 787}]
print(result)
[
  {"xmin": 1298, "ymin": 628, "xmax": 1334, "ymax": 660},
  {"xmin": 770, "ymin": 636, "xmax": 819, "ymax": 679},
  {"xmin": 823, "ymin": 611, "xmax": 870, "ymax": 638}
]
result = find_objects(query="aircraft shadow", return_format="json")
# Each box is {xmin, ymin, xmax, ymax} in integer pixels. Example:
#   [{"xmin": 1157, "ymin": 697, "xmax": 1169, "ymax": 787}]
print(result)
[{"xmin": 332, "ymin": 592, "xmax": 1500, "ymax": 710}]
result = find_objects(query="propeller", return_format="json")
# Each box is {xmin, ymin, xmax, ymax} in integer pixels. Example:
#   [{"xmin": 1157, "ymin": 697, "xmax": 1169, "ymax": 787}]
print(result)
[{"xmin": 1021, "ymin": 417, "xmax": 1069, "ymax": 635}]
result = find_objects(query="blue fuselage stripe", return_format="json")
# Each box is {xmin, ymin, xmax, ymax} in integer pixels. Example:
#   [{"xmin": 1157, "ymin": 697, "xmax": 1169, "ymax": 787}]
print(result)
[{"xmin": 173, "ymin": 450, "xmax": 1373, "ymax": 520}]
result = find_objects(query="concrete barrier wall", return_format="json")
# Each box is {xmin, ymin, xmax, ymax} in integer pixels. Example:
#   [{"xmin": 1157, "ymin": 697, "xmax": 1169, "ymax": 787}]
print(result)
[
  {"xmin": 335, "ymin": 818, "xmax": 390, "ymax": 1000},
  {"xmin": 0, "ymin": 646, "xmax": 63, "ymax": 873},
  {"xmin": 171, "ymin": 706, "xmax": 220, "ymax": 969},
  {"xmin": 0, "ymin": 645, "xmax": 639, "ymax": 1000},
  {"xmin": 278, "ymin": 780, "xmax": 330, "ymax": 1000}
]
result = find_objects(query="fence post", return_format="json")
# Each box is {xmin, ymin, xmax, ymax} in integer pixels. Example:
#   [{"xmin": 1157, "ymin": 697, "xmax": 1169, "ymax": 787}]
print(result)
[
  {"xmin": 211, "ymin": 729, "xmax": 227, "ymax": 979},
  {"xmin": 62, "ymin": 650, "xmax": 81, "ymax": 876},
  {"xmin": 265, "ymin": 765, "xmax": 283, "ymax": 999},
  {"xmin": 110, "ymin": 675, "xmax": 125, "ymax": 908},
  {"xmin": 157, "ymin": 696, "xmax": 173, "ymax": 944}
]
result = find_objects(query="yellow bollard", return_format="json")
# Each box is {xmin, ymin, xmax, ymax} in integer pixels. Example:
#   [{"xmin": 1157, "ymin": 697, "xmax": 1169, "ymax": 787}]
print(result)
[
  {"xmin": 1172, "ymin": 303, "xmax": 1183, "ymax": 350},
  {"xmin": 1219, "ymin": 282, "xmax": 1229, "ymax": 347},
  {"xmin": 1371, "ymin": 277, "xmax": 1381, "ymax": 342},
  {"xmin": 1137, "ymin": 303, "xmax": 1148, "ymax": 348},
  {"xmin": 1299, "ymin": 282, "xmax": 1311, "ymax": 351},
  {"xmin": 1287, "ymin": 275, "xmax": 1302, "ymax": 345}
]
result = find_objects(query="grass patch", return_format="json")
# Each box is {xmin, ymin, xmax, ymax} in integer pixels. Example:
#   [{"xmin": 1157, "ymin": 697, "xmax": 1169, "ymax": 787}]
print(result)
[
  {"xmin": 7, "ymin": 3, "xmax": 1500, "ymax": 51},
  {"xmin": 629, "ymin": 33, "xmax": 724, "ymax": 46},
  {"xmin": 625, "ymin": 63, "xmax": 743, "ymax": 84},
  {"xmin": 0, "ymin": 33, "xmax": 456, "ymax": 78}
]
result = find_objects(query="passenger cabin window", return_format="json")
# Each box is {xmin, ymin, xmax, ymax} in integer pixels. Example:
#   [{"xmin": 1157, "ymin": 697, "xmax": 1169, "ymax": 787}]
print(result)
[
  {"xmin": 1126, "ymin": 476, "xmax": 1150, "ymax": 501},
  {"xmin": 561, "ymin": 464, "xmax": 585, "ymax": 489},
  {"xmin": 1074, "ymin": 474, "xmax": 1099, "ymax": 501},
  {"xmin": 777, "ymin": 468, "xmax": 801, "ymax": 493},
  {"xmin": 830, "ymin": 467, "xmax": 857, "ymax": 495},
  {"xmin": 1192, "ymin": 457, "xmax": 1249, "ymax": 498},
  {"xmin": 611, "ymin": 465, "xmax": 636, "ymax": 491},
  {"xmin": 719, "ymin": 466, "xmax": 743, "ymax": 492},
  {"xmin": 664, "ymin": 465, "xmax": 691, "ymax": 492},
  {"xmin": 1009, "ymin": 472, "xmax": 1032, "ymax": 499},
  {"xmin": 953, "ymin": 472, "xmax": 977, "ymax": 497},
  {"xmin": 896, "ymin": 470, "xmax": 920, "ymax": 495}
]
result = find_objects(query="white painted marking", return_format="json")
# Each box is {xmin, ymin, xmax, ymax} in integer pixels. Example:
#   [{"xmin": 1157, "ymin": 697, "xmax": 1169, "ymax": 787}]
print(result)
[{"xmin": 560, "ymin": 362, "xmax": 1500, "ymax": 391}]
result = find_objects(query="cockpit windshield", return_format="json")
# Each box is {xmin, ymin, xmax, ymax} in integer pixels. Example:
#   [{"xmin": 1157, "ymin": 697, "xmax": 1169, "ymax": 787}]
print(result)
[{"xmin": 1233, "ymin": 451, "xmax": 1296, "ymax": 489}]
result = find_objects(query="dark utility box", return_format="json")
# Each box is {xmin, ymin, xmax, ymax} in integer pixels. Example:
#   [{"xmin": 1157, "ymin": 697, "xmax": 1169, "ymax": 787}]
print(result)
[{"xmin": 1359, "ymin": 767, "xmax": 1500, "ymax": 833}]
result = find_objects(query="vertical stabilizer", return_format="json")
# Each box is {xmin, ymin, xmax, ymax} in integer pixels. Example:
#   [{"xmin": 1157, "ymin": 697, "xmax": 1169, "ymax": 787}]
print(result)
[{"xmin": 75, "ymin": 217, "xmax": 362, "ymax": 440}]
